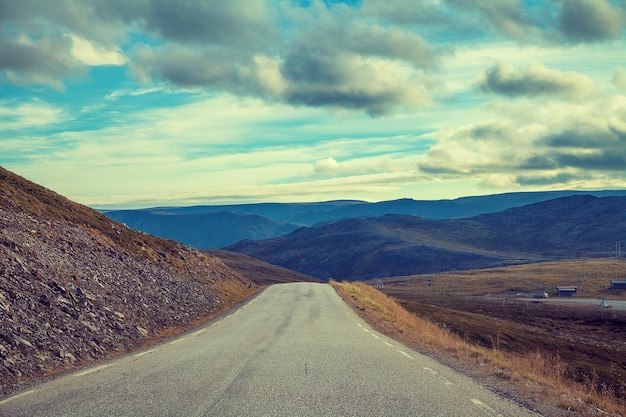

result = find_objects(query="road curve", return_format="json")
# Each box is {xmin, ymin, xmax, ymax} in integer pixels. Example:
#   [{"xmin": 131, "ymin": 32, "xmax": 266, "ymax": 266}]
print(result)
[{"xmin": 0, "ymin": 283, "xmax": 540, "ymax": 416}]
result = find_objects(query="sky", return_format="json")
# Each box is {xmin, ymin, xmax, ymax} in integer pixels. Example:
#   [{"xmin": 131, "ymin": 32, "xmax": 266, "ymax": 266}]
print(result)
[{"xmin": 1, "ymin": 0, "xmax": 626, "ymax": 209}]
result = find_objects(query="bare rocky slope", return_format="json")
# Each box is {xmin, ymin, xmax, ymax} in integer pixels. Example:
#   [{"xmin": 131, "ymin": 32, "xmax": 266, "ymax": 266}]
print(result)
[{"xmin": 0, "ymin": 167, "xmax": 257, "ymax": 396}]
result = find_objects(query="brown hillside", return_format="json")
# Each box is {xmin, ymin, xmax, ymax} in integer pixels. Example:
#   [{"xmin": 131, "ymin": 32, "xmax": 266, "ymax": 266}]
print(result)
[
  {"xmin": 0, "ymin": 167, "xmax": 257, "ymax": 396},
  {"xmin": 379, "ymin": 259, "xmax": 626, "ymax": 412},
  {"xmin": 207, "ymin": 249, "xmax": 322, "ymax": 285}
]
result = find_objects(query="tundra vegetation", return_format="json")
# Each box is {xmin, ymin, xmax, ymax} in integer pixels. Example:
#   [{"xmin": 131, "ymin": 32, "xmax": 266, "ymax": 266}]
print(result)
[{"xmin": 332, "ymin": 259, "xmax": 626, "ymax": 417}]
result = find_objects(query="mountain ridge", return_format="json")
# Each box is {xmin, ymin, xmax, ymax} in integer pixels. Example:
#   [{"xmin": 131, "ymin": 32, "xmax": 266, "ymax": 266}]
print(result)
[
  {"xmin": 103, "ymin": 190, "xmax": 626, "ymax": 249},
  {"xmin": 227, "ymin": 195, "xmax": 626, "ymax": 280}
]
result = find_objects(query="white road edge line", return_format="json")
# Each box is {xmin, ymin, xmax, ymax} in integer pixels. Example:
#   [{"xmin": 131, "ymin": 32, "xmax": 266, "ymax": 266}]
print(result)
[
  {"xmin": 0, "ymin": 390, "xmax": 35, "ymax": 405},
  {"xmin": 74, "ymin": 364, "xmax": 113, "ymax": 377},
  {"xmin": 398, "ymin": 351, "xmax": 414, "ymax": 360},
  {"xmin": 423, "ymin": 367, "xmax": 454, "ymax": 386},
  {"xmin": 133, "ymin": 348, "xmax": 157, "ymax": 358},
  {"xmin": 193, "ymin": 329, "xmax": 207, "ymax": 336},
  {"xmin": 470, "ymin": 399, "xmax": 503, "ymax": 417},
  {"xmin": 371, "ymin": 333, "xmax": 380, "ymax": 339},
  {"xmin": 383, "ymin": 341, "xmax": 393, "ymax": 347},
  {"xmin": 169, "ymin": 338, "xmax": 185, "ymax": 345}
]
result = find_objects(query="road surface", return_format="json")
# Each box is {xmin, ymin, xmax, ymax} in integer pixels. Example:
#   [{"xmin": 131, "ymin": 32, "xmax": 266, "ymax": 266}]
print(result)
[{"xmin": 0, "ymin": 283, "xmax": 540, "ymax": 416}]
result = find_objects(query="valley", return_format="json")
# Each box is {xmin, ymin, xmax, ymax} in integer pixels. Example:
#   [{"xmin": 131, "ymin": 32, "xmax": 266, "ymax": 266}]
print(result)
[{"xmin": 3, "ymin": 164, "xmax": 626, "ymax": 415}]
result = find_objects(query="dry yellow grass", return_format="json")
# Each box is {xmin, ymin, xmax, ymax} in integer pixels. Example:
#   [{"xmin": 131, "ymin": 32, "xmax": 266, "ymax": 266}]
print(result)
[
  {"xmin": 331, "ymin": 279, "xmax": 626, "ymax": 417},
  {"xmin": 384, "ymin": 258, "xmax": 626, "ymax": 299}
]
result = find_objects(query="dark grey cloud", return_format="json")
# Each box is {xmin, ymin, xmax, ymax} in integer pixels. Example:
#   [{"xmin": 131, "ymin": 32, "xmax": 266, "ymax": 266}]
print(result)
[
  {"xmin": 468, "ymin": 123, "xmax": 512, "ymax": 140},
  {"xmin": 518, "ymin": 155, "xmax": 558, "ymax": 170},
  {"xmin": 128, "ymin": 44, "xmax": 286, "ymax": 102},
  {"xmin": 515, "ymin": 172, "xmax": 580, "ymax": 186},
  {"xmin": 0, "ymin": 33, "xmax": 82, "ymax": 89},
  {"xmin": 272, "ymin": 12, "xmax": 443, "ymax": 115},
  {"xmin": 557, "ymin": 0, "xmax": 625, "ymax": 43},
  {"xmin": 0, "ymin": 0, "xmax": 273, "ymax": 47},
  {"xmin": 362, "ymin": 0, "xmax": 454, "ymax": 27},
  {"xmin": 280, "ymin": 48, "xmax": 433, "ymax": 116},
  {"xmin": 478, "ymin": 62, "xmax": 594, "ymax": 99},
  {"xmin": 535, "ymin": 121, "xmax": 626, "ymax": 171},
  {"xmin": 288, "ymin": 19, "xmax": 439, "ymax": 70},
  {"xmin": 131, "ymin": 45, "xmax": 252, "ymax": 90},
  {"xmin": 541, "ymin": 129, "xmax": 617, "ymax": 148},
  {"xmin": 109, "ymin": 0, "xmax": 274, "ymax": 47},
  {"xmin": 555, "ymin": 152, "xmax": 626, "ymax": 170},
  {"xmin": 445, "ymin": 0, "xmax": 539, "ymax": 41}
]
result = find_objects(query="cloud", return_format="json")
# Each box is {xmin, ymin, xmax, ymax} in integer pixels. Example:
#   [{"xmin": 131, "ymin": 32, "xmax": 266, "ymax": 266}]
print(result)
[
  {"xmin": 68, "ymin": 35, "xmax": 127, "ymax": 66},
  {"xmin": 3, "ymin": 0, "xmax": 623, "ymax": 116},
  {"xmin": 0, "ymin": 99, "xmax": 64, "ymax": 131},
  {"xmin": 280, "ymin": 51, "xmax": 434, "ymax": 116},
  {"xmin": 416, "ymin": 95, "xmax": 626, "ymax": 190},
  {"xmin": 122, "ymin": 0, "xmax": 274, "ymax": 47},
  {"xmin": 0, "ymin": 0, "xmax": 274, "ymax": 89},
  {"xmin": 613, "ymin": 66, "xmax": 626, "ymax": 90},
  {"xmin": 362, "ymin": 0, "xmax": 453, "ymax": 27},
  {"xmin": 478, "ymin": 62, "xmax": 595, "ymax": 99},
  {"xmin": 557, "ymin": 0, "xmax": 625, "ymax": 43},
  {"xmin": 0, "ymin": 32, "xmax": 83, "ymax": 89},
  {"xmin": 130, "ymin": 44, "xmax": 250, "ymax": 89},
  {"xmin": 515, "ymin": 172, "xmax": 581, "ymax": 186},
  {"xmin": 313, "ymin": 156, "xmax": 401, "ymax": 176},
  {"xmin": 446, "ymin": 0, "xmax": 540, "ymax": 42}
]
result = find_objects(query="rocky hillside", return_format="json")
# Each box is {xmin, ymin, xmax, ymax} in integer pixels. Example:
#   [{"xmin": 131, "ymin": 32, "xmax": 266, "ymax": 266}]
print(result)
[{"xmin": 0, "ymin": 167, "xmax": 257, "ymax": 396}]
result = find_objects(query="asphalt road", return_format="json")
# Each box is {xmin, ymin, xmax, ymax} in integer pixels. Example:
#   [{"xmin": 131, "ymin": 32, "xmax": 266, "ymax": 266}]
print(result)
[{"xmin": 1, "ymin": 283, "xmax": 540, "ymax": 416}]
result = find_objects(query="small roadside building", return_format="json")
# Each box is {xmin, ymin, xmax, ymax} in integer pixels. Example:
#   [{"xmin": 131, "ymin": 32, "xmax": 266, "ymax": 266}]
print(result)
[
  {"xmin": 610, "ymin": 280, "xmax": 626, "ymax": 289},
  {"xmin": 556, "ymin": 286, "xmax": 578, "ymax": 297}
]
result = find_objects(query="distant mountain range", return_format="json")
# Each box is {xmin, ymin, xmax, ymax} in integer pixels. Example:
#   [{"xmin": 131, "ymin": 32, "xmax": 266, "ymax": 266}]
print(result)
[
  {"xmin": 103, "ymin": 210, "xmax": 299, "ymax": 249},
  {"xmin": 103, "ymin": 190, "xmax": 626, "ymax": 249},
  {"xmin": 227, "ymin": 195, "xmax": 626, "ymax": 281}
]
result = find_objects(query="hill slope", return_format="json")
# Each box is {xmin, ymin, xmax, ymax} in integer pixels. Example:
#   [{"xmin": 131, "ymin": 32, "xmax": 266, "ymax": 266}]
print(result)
[
  {"xmin": 104, "ymin": 209, "xmax": 299, "ymax": 249},
  {"xmin": 103, "ymin": 190, "xmax": 626, "ymax": 249},
  {"xmin": 206, "ymin": 250, "xmax": 322, "ymax": 285},
  {"xmin": 0, "ymin": 167, "xmax": 257, "ymax": 395},
  {"xmin": 227, "ymin": 195, "xmax": 626, "ymax": 280}
]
